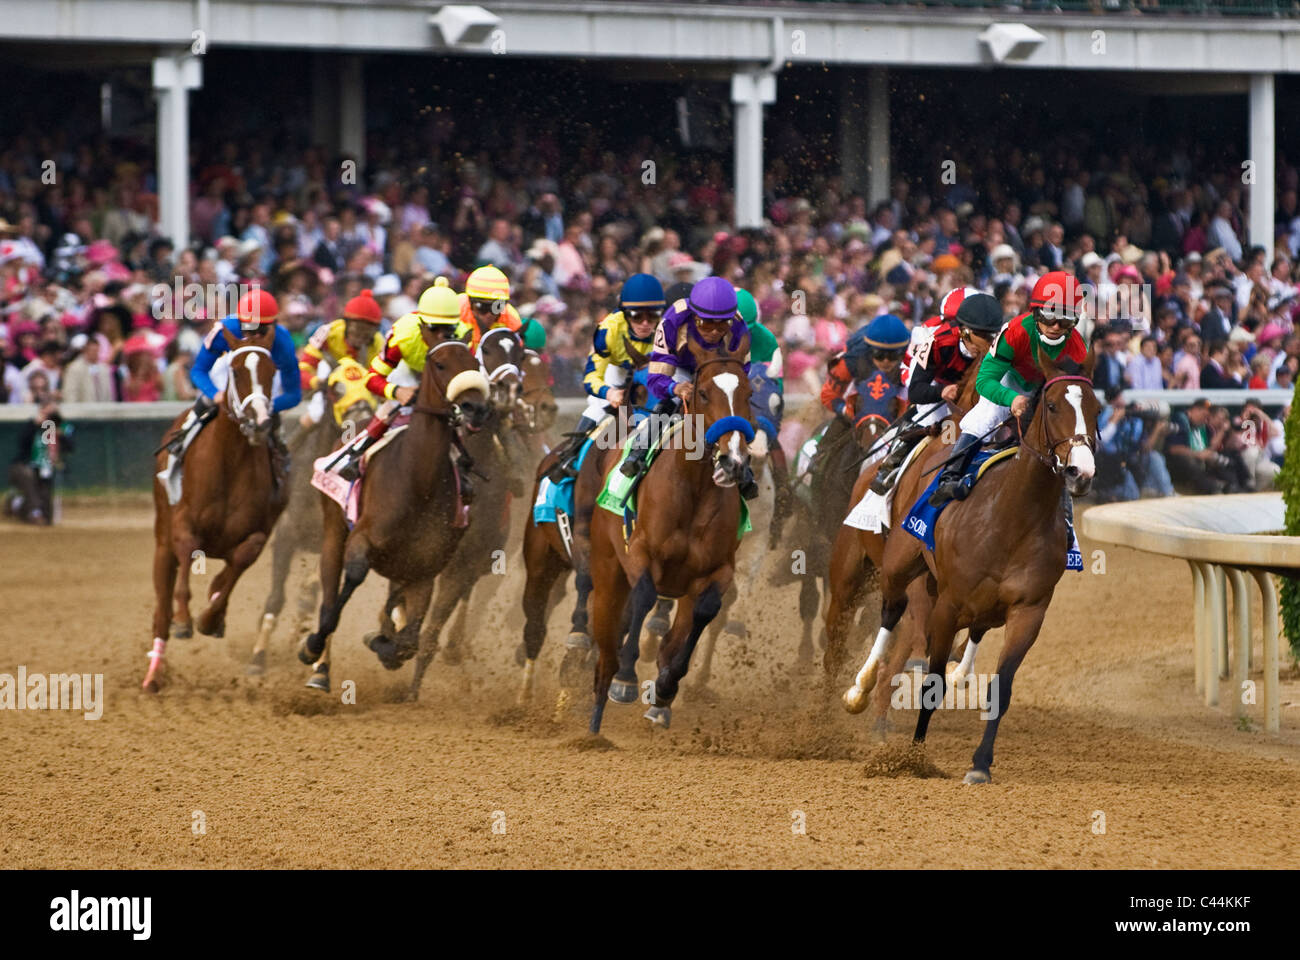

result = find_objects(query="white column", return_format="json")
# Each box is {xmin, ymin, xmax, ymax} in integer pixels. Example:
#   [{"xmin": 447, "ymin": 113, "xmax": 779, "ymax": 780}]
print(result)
[
  {"xmin": 867, "ymin": 66, "xmax": 890, "ymax": 209},
  {"xmin": 339, "ymin": 55, "xmax": 366, "ymax": 166},
  {"xmin": 1249, "ymin": 73, "xmax": 1275, "ymax": 255},
  {"xmin": 731, "ymin": 71, "xmax": 776, "ymax": 230},
  {"xmin": 152, "ymin": 54, "xmax": 202, "ymax": 248}
]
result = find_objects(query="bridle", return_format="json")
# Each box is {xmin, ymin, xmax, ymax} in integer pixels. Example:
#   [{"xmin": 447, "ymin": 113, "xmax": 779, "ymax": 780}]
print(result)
[
  {"xmin": 1017, "ymin": 373, "xmax": 1097, "ymax": 473},
  {"xmin": 224, "ymin": 345, "xmax": 274, "ymax": 439},
  {"xmin": 411, "ymin": 339, "xmax": 486, "ymax": 429},
  {"xmin": 689, "ymin": 355, "xmax": 756, "ymax": 451}
]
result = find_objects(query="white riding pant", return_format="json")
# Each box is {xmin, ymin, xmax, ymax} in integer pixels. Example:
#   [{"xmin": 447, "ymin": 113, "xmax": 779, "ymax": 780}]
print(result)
[
  {"xmin": 958, "ymin": 372, "xmax": 1027, "ymax": 437},
  {"xmin": 583, "ymin": 364, "xmax": 628, "ymax": 422}
]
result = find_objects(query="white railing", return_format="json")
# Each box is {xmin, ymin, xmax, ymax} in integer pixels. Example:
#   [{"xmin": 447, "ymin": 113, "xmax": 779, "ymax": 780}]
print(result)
[{"xmin": 1081, "ymin": 493, "xmax": 1296, "ymax": 732}]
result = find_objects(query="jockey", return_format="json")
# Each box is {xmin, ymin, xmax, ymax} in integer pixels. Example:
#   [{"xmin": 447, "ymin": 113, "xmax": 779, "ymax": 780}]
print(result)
[
  {"xmin": 929, "ymin": 269, "xmax": 1089, "ymax": 505},
  {"xmin": 737, "ymin": 287, "xmax": 791, "ymax": 521},
  {"xmin": 297, "ymin": 289, "xmax": 385, "ymax": 425},
  {"xmin": 328, "ymin": 277, "xmax": 471, "ymax": 479},
  {"xmin": 867, "ymin": 290, "xmax": 1003, "ymax": 496},
  {"xmin": 163, "ymin": 289, "xmax": 301, "ymax": 481},
  {"xmin": 546, "ymin": 272, "xmax": 665, "ymax": 483},
  {"xmin": 819, "ymin": 312, "xmax": 910, "ymax": 435},
  {"xmin": 458, "ymin": 264, "xmax": 522, "ymax": 350},
  {"xmin": 621, "ymin": 276, "xmax": 757, "ymax": 497}
]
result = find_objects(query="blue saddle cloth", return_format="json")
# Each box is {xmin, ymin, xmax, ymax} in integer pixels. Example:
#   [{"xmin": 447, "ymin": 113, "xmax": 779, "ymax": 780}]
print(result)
[
  {"xmin": 902, "ymin": 449, "xmax": 1083, "ymax": 572},
  {"xmin": 533, "ymin": 436, "xmax": 596, "ymax": 525}
]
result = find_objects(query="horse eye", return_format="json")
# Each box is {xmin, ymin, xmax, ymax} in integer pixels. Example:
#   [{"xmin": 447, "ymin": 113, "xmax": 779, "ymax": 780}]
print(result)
[{"xmin": 1047, "ymin": 402, "xmax": 1057, "ymax": 412}]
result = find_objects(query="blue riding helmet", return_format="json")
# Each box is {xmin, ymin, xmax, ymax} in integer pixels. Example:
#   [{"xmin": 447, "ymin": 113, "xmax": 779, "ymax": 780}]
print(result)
[
  {"xmin": 863, "ymin": 313, "xmax": 910, "ymax": 350},
  {"xmin": 620, "ymin": 273, "xmax": 666, "ymax": 311}
]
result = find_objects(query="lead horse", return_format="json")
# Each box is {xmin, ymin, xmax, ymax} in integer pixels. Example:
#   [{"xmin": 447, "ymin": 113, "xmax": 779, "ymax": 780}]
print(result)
[
  {"xmin": 586, "ymin": 333, "xmax": 754, "ymax": 733},
  {"xmin": 837, "ymin": 348, "xmax": 1098, "ymax": 782},
  {"xmin": 145, "ymin": 331, "xmax": 288, "ymax": 691}
]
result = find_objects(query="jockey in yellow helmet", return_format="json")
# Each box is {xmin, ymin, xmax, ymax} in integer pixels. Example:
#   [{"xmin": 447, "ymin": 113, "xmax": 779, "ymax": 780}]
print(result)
[
  {"xmin": 327, "ymin": 278, "xmax": 471, "ymax": 480},
  {"xmin": 459, "ymin": 265, "xmax": 522, "ymax": 350},
  {"xmin": 297, "ymin": 289, "xmax": 385, "ymax": 426}
]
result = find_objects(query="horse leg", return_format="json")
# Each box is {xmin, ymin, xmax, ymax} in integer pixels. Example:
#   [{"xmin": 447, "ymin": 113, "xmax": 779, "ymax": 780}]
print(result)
[
  {"xmin": 521, "ymin": 554, "xmax": 566, "ymax": 704},
  {"xmin": 823, "ymin": 527, "xmax": 872, "ymax": 687},
  {"xmin": 309, "ymin": 538, "xmax": 370, "ymax": 669},
  {"xmin": 795, "ymin": 573, "xmax": 820, "ymax": 668},
  {"xmin": 249, "ymin": 533, "xmax": 295, "ymax": 675},
  {"xmin": 911, "ymin": 598, "xmax": 961, "ymax": 745},
  {"xmin": 169, "ymin": 525, "xmax": 198, "ymax": 638},
  {"xmin": 646, "ymin": 579, "xmax": 727, "ymax": 728},
  {"xmin": 966, "ymin": 604, "xmax": 1047, "ymax": 784},
  {"xmin": 302, "ymin": 503, "xmax": 348, "ymax": 664},
  {"xmin": 689, "ymin": 583, "xmax": 735, "ymax": 692},
  {"xmin": 196, "ymin": 532, "xmax": 268, "ymax": 638},
  {"xmin": 842, "ymin": 577, "xmax": 912, "ymax": 714},
  {"xmin": 947, "ymin": 626, "xmax": 986, "ymax": 687},
  {"xmin": 587, "ymin": 554, "xmax": 629, "ymax": 735},
  {"xmin": 144, "ymin": 542, "xmax": 180, "ymax": 691},
  {"xmin": 411, "ymin": 576, "xmax": 458, "ymax": 700},
  {"xmin": 609, "ymin": 572, "xmax": 658, "ymax": 704},
  {"xmin": 390, "ymin": 577, "xmax": 433, "ymax": 670}
]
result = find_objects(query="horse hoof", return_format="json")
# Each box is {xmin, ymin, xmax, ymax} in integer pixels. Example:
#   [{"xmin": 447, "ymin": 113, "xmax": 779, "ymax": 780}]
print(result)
[
  {"xmin": 514, "ymin": 642, "xmax": 527, "ymax": 667},
  {"xmin": 305, "ymin": 666, "xmax": 330, "ymax": 693},
  {"xmin": 564, "ymin": 631, "xmax": 591, "ymax": 651},
  {"xmin": 245, "ymin": 650, "xmax": 266, "ymax": 676},
  {"xmin": 842, "ymin": 685, "xmax": 870, "ymax": 715},
  {"xmin": 644, "ymin": 705, "xmax": 671, "ymax": 728},
  {"xmin": 367, "ymin": 634, "xmax": 412, "ymax": 671},
  {"xmin": 608, "ymin": 678, "xmax": 639, "ymax": 704},
  {"xmin": 298, "ymin": 636, "xmax": 323, "ymax": 666},
  {"xmin": 196, "ymin": 619, "xmax": 224, "ymax": 639},
  {"xmin": 963, "ymin": 769, "xmax": 991, "ymax": 785},
  {"xmin": 170, "ymin": 621, "xmax": 192, "ymax": 640}
]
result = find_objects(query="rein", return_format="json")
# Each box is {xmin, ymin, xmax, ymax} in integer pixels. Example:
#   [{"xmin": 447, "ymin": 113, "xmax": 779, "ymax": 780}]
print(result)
[
  {"xmin": 689, "ymin": 356, "xmax": 756, "ymax": 448},
  {"xmin": 1017, "ymin": 374, "xmax": 1097, "ymax": 473}
]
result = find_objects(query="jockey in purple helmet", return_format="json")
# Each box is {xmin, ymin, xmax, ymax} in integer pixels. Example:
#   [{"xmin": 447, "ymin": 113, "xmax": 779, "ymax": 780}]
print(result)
[{"xmin": 620, "ymin": 276, "xmax": 757, "ymax": 497}]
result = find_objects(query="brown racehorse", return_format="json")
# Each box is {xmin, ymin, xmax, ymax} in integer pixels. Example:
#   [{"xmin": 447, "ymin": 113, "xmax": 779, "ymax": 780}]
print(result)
[
  {"xmin": 586, "ymin": 334, "xmax": 753, "ymax": 733},
  {"xmin": 298, "ymin": 337, "xmax": 490, "ymax": 688},
  {"xmin": 145, "ymin": 330, "xmax": 288, "ymax": 691},
  {"xmin": 821, "ymin": 337, "xmax": 992, "ymax": 728},
  {"xmin": 838, "ymin": 348, "xmax": 1098, "ymax": 783},
  {"xmin": 515, "ymin": 344, "xmax": 652, "ymax": 703}
]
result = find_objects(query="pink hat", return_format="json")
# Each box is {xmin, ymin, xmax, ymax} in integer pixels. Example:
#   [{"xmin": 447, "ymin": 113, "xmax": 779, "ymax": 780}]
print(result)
[
  {"xmin": 1257, "ymin": 321, "xmax": 1285, "ymax": 346},
  {"xmin": 1117, "ymin": 265, "xmax": 1142, "ymax": 283},
  {"xmin": 85, "ymin": 240, "xmax": 119, "ymax": 266}
]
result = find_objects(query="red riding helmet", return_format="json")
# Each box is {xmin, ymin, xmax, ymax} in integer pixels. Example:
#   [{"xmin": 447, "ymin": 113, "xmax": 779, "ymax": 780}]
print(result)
[
  {"xmin": 1028, "ymin": 270, "xmax": 1086, "ymax": 322},
  {"xmin": 236, "ymin": 289, "xmax": 280, "ymax": 332},
  {"xmin": 938, "ymin": 286, "xmax": 981, "ymax": 323}
]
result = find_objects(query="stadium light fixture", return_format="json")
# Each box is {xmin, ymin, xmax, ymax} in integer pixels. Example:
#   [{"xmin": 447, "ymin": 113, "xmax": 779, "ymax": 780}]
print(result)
[
  {"xmin": 978, "ymin": 23, "xmax": 1045, "ymax": 64},
  {"xmin": 430, "ymin": 5, "xmax": 501, "ymax": 47}
]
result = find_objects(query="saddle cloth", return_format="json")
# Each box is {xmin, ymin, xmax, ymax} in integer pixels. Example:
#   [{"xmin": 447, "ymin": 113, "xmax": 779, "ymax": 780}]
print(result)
[
  {"xmin": 533, "ymin": 436, "xmax": 596, "ymax": 525},
  {"xmin": 843, "ymin": 435, "xmax": 932, "ymax": 533}
]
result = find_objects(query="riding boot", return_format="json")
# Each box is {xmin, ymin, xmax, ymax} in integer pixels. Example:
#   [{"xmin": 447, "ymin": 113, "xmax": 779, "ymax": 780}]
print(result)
[
  {"xmin": 869, "ymin": 433, "xmax": 917, "ymax": 496},
  {"xmin": 546, "ymin": 415, "xmax": 600, "ymax": 484},
  {"xmin": 619, "ymin": 399, "xmax": 675, "ymax": 479},
  {"xmin": 928, "ymin": 432, "xmax": 982, "ymax": 507},
  {"xmin": 336, "ymin": 410, "xmax": 393, "ymax": 481}
]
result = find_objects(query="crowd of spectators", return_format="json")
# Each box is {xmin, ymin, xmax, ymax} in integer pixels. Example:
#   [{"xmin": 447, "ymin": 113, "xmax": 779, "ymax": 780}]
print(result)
[{"xmin": 1, "ymin": 112, "xmax": 1295, "ymax": 512}]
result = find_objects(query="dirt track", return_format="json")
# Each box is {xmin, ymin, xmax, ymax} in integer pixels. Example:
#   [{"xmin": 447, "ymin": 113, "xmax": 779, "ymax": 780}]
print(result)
[{"xmin": 2, "ymin": 499, "xmax": 1298, "ymax": 869}]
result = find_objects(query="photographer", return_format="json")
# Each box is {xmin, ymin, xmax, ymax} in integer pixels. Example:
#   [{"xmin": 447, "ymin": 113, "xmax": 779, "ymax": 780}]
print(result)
[
  {"xmin": 1164, "ymin": 398, "xmax": 1238, "ymax": 494},
  {"xmin": 5, "ymin": 385, "xmax": 74, "ymax": 525},
  {"xmin": 1095, "ymin": 387, "xmax": 1174, "ymax": 501}
]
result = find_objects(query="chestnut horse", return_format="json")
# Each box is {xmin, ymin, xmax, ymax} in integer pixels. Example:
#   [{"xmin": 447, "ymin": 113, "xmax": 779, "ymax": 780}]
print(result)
[
  {"xmin": 838, "ymin": 349, "xmax": 1098, "ymax": 782},
  {"xmin": 587, "ymin": 334, "xmax": 753, "ymax": 733},
  {"xmin": 515, "ymin": 344, "xmax": 651, "ymax": 703},
  {"xmin": 145, "ymin": 331, "xmax": 287, "ymax": 691},
  {"xmin": 298, "ymin": 337, "xmax": 490, "ymax": 689}
]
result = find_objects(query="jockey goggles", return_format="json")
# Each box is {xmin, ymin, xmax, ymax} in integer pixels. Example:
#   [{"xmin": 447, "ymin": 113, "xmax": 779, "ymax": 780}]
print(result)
[
  {"xmin": 872, "ymin": 347, "xmax": 905, "ymax": 361},
  {"xmin": 470, "ymin": 297, "xmax": 504, "ymax": 316},
  {"xmin": 1036, "ymin": 303, "xmax": 1079, "ymax": 328}
]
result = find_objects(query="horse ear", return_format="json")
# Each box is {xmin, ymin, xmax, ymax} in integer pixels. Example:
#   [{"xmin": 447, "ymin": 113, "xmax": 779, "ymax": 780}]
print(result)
[
  {"xmin": 1038, "ymin": 346, "xmax": 1062, "ymax": 381},
  {"xmin": 220, "ymin": 326, "xmax": 240, "ymax": 351},
  {"xmin": 728, "ymin": 327, "xmax": 751, "ymax": 362},
  {"xmin": 1083, "ymin": 346, "xmax": 1097, "ymax": 379}
]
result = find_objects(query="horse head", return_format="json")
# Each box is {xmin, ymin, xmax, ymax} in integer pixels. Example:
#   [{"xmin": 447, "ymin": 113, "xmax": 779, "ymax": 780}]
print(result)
[
  {"xmin": 220, "ymin": 327, "xmax": 276, "ymax": 446},
  {"xmin": 516, "ymin": 349, "xmax": 558, "ymax": 432},
  {"xmin": 477, "ymin": 327, "xmax": 525, "ymax": 419},
  {"xmin": 420, "ymin": 338, "xmax": 491, "ymax": 431},
  {"xmin": 1028, "ymin": 348, "xmax": 1100, "ymax": 497},
  {"xmin": 686, "ymin": 331, "xmax": 754, "ymax": 489}
]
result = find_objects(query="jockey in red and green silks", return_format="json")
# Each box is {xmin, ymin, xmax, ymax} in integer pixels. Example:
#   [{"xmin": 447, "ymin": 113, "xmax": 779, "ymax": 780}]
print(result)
[{"xmin": 929, "ymin": 270, "xmax": 1090, "ymax": 506}]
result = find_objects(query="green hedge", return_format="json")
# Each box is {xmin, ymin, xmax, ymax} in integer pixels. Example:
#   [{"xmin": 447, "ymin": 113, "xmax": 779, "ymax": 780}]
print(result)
[{"xmin": 1279, "ymin": 400, "xmax": 1300, "ymax": 660}]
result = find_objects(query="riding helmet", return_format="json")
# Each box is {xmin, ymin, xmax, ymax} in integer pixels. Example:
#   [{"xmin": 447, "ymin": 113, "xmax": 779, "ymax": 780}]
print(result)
[
  {"xmin": 619, "ymin": 273, "xmax": 665, "ymax": 311},
  {"xmin": 236, "ymin": 289, "xmax": 280, "ymax": 329},
  {"xmin": 938, "ymin": 286, "xmax": 981, "ymax": 323},
  {"xmin": 343, "ymin": 289, "xmax": 383, "ymax": 324},
  {"xmin": 688, "ymin": 276, "xmax": 738, "ymax": 321},
  {"xmin": 1029, "ymin": 270, "xmax": 1086, "ymax": 317},
  {"xmin": 862, "ymin": 313, "xmax": 910, "ymax": 350},
  {"xmin": 417, "ymin": 277, "xmax": 463, "ymax": 324},
  {"xmin": 465, "ymin": 265, "xmax": 511, "ymax": 301},
  {"xmin": 953, "ymin": 292, "xmax": 1004, "ymax": 333},
  {"xmin": 735, "ymin": 288, "xmax": 759, "ymax": 327}
]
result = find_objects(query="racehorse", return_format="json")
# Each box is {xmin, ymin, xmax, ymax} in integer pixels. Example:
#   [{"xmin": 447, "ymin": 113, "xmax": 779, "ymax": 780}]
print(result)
[
  {"xmin": 586, "ymin": 333, "xmax": 753, "ymax": 733},
  {"xmin": 246, "ymin": 364, "xmax": 376, "ymax": 675},
  {"xmin": 838, "ymin": 349, "xmax": 1098, "ymax": 782},
  {"xmin": 408, "ymin": 329, "xmax": 539, "ymax": 696},
  {"xmin": 145, "ymin": 332, "xmax": 288, "ymax": 691},
  {"xmin": 298, "ymin": 337, "xmax": 490, "ymax": 689}
]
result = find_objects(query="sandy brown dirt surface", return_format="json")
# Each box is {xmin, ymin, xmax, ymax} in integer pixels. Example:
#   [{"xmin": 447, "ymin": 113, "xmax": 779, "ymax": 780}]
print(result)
[{"xmin": 1, "ymin": 500, "xmax": 1298, "ymax": 869}]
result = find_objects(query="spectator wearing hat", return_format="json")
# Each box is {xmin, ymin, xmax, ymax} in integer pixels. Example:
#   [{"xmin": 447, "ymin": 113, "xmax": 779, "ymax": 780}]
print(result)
[{"xmin": 1165, "ymin": 398, "xmax": 1237, "ymax": 494}]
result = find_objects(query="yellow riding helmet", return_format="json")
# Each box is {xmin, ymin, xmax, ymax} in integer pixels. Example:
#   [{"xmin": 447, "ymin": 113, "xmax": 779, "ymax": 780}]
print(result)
[
  {"xmin": 417, "ymin": 277, "xmax": 463, "ymax": 325},
  {"xmin": 465, "ymin": 265, "xmax": 511, "ymax": 301}
]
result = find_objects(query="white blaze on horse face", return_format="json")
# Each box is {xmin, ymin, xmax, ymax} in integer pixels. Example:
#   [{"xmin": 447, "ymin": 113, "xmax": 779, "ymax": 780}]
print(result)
[
  {"xmin": 710, "ymin": 371, "xmax": 745, "ymax": 461},
  {"xmin": 243, "ymin": 351, "xmax": 271, "ymax": 425},
  {"xmin": 1063, "ymin": 385, "xmax": 1095, "ymax": 477}
]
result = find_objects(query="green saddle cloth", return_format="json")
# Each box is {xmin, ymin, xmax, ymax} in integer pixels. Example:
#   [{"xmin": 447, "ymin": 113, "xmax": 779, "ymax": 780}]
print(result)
[{"xmin": 597, "ymin": 420, "xmax": 751, "ymax": 540}]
